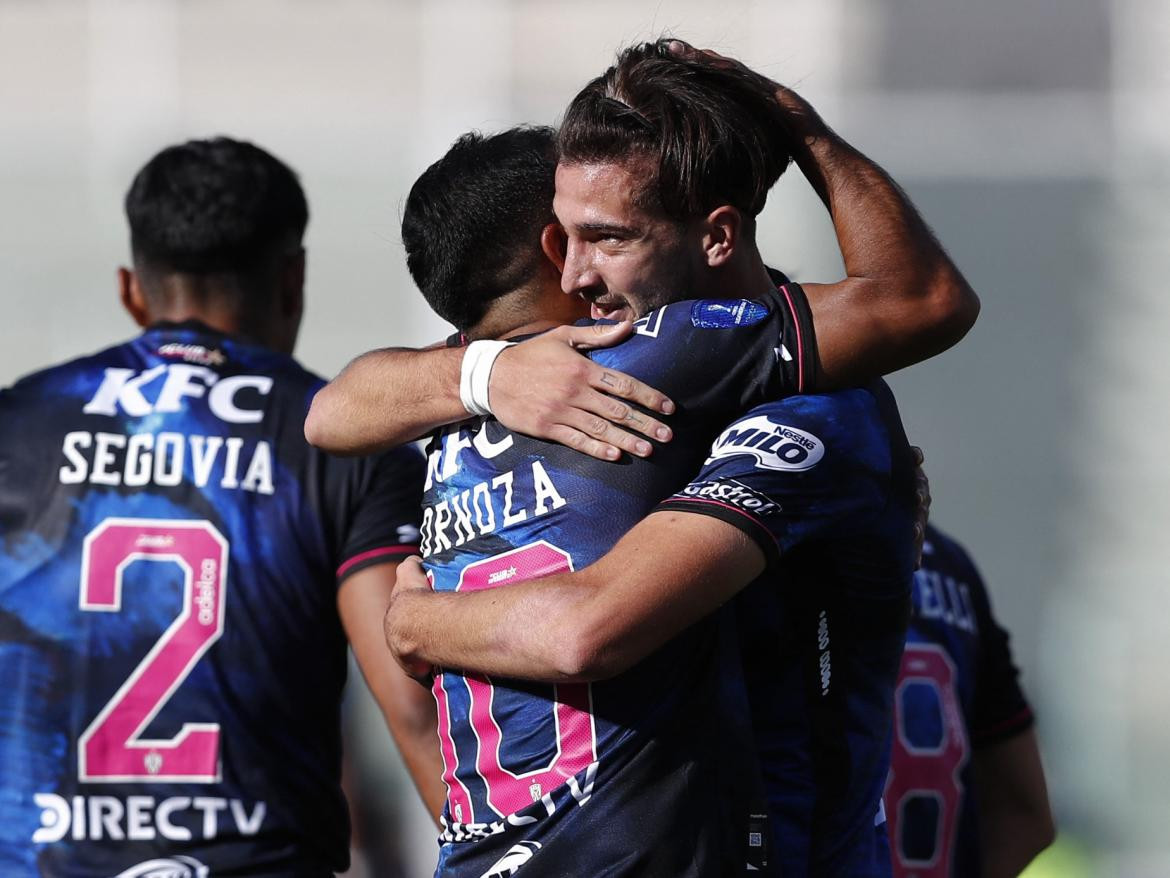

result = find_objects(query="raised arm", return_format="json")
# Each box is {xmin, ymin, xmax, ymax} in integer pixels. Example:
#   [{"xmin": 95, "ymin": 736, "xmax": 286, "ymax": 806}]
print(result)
[
  {"xmin": 781, "ymin": 87, "xmax": 980, "ymax": 385},
  {"xmin": 304, "ymin": 323, "xmax": 674, "ymax": 460},
  {"xmin": 385, "ymin": 511, "xmax": 765, "ymax": 684},
  {"xmin": 669, "ymin": 42, "xmax": 980, "ymax": 386}
]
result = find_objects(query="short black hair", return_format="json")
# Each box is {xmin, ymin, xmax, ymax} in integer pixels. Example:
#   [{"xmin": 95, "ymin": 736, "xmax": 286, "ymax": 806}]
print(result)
[
  {"xmin": 125, "ymin": 137, "xmax": 308, "ymax": 279},
  {"xmin": 558, "ymin": 39, "xmax": 794, "ymax": 223},
  {"xmin": 401, "ymin": 127, "xmax": 557, "ymax": 330}
]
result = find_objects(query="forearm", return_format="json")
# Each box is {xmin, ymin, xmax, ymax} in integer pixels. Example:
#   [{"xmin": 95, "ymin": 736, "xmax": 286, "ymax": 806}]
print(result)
[
  {"xmin": 978, "ymin": 808, "xmax": 1055, "ymax": 878},
  {"xmin": 305, "ymin": 346, "xmax": 465, "ymax": 454},
  {"xmin": 387, "ymin": 583, "xmax": 589, "ymax": 682},
  {"xmin": 384, "ymin": 704, "xmax": 447, "ymax": 823},
  {"xmin": 974, "ymin": 730, "xmax": 1056, "ymax": 877},
  {"xmin": 386, "ymin": 514, "xmax": 762, "ymax": 684}
]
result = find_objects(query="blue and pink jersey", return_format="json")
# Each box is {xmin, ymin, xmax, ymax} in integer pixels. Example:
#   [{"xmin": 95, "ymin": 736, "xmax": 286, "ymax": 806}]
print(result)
[
  {"xmin": 883, "ymin": 524, "xmax": 1034, "ymax": 878},
  {"xmin": 0, "ymin": 321, "xmax": 423, "ymax": 877},
  {"xmin": 658, "ymin": 383, "xmax": 919, "ymax": 877},
  {"xmin": 420, "ymin": 287, "xmax": 818, "ymax": 876}
]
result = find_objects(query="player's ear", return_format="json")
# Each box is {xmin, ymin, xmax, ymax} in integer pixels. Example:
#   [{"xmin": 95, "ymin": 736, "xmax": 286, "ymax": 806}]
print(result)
[
  {"xmin": 700, "ymin": 205, "xmax": 743, "ymax": 268},
  {"xmin": 281, "ymin": 247, "xmax": 306, "ymax": 320},
  {"xmin": 118, "ymin": 266, "xmax": 151, "ymax": 328},
  {"xmin": 540, "ymin": 223, "xmax": 567, "ymax": 274}
]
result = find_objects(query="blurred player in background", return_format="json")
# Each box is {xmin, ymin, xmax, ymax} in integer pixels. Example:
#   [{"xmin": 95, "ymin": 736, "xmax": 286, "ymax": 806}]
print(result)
[
  {"xmin": 315, "ymin": 40, "xmax": 978, "ymax": 876},
  {"xmin": 0, "ymin": 137, "xmax": 441, "ymax": 877},
  {"xmin": 884, "ymin": 523, "xmax": 1054, "ymax": 877}
]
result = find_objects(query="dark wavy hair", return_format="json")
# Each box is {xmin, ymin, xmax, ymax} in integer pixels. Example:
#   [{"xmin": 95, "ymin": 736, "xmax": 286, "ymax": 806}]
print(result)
[{"xmin": 558, "ymin": 39, "xmax": 796, "ymax": 225}]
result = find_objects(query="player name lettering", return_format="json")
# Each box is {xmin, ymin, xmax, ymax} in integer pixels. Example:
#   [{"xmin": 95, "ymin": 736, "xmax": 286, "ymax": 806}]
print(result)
[
  {"xmin": 84, "ymin": 364, "xmax": 272, "ymax": 424},
  {"xmin": 913, "ymin": 568, "xmax": 978, "ymax": 633},
  {"xmin": 419, "ymin": 461, "xmax": 566, "ymax": 557},
  {"xmin": 58, "ymin": 431, "xmax": 275, "ymax": 495},
  {"xmin": 32, "ymin": 794, "xmax": 266, "ymax": 843}
]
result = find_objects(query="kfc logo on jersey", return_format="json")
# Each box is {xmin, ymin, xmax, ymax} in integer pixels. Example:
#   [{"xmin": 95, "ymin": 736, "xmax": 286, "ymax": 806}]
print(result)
[
  {"xmin": 677, "ymin": 479, "xmax": 781, "ymax": 516},
  {"xmin": 706, "ymin": 416, "xmax": 824, "ymax": 471},
  {"xmin": 115, "ymin": 857, "xmax": 209, "ymax": 878},
  {"xmin": 83, "ymin": 364, "xmax": 272, "ymax": 424}
]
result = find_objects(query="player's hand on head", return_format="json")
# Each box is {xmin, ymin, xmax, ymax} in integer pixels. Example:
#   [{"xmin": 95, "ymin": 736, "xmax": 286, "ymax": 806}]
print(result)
[
  {"xmin": 488, "ymin": 323, "xmax": 675, "ymax": 462},
  {"xmin": 385, "ymin": 556, "xmax": 436, "ymax": 685},
  {"xmin": 661, "ymin": 39, "xmax": 823, "ymax": 140},
  {"xmin": 911, "ymin": 445, "xmax": 932, "ymax": 568}
]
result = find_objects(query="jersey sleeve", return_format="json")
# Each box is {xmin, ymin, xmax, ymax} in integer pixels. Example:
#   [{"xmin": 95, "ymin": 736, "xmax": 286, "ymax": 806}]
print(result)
[
  {"xmin": 654, "ymin": 390, "xmax": 890, "ymax": 568},
  {"xmin": 334, "ymin": 444, "xmax": 426, "ymax": 585},
  {"xmin": 587, "ymin": 282, "xmax": 819, "ymax": 419},
  {"xmin": 959, "ymin": 548, "xmax": 1036, "ymax": 747}
]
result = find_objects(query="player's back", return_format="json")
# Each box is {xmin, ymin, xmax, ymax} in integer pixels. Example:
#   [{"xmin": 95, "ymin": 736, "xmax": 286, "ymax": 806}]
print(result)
[
  {"xmin": 0, "ymin": 320, "xmax": 421, "ymax": 877},
  {"xmin": 423, "ymin": 290, "xmax": 815, "ymax": 876},
  {"xmin": 660, "ymin": 384, "xmax": 917, "ymax": 876},
  {"xmin": 883, "ymin": 525, "xmax": 1034, "ymax": 878}
]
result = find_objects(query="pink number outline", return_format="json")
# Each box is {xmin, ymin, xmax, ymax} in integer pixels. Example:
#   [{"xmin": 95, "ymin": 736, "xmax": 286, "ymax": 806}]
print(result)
[
  {"xmin": 432, "ymin": 540, "xmax": 598, "ymax": 823},
  {"xmin": 884, "ymin": 641, "xmax": 970, "ymax": 878},
  {"xmin": 77, "ymin": 517, "xmax": 228, "ymax": 783}
]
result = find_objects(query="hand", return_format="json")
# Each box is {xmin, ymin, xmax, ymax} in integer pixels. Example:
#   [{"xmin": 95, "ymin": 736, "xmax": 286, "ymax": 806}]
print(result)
[
  {"xmin": 911, "ymin": 446, "xmax": 932, "ymax": 568},
  {"xmin": 661, "ymin": 39, "xmax": 827, "ymax": 142},
  {"xmin": 489, "ymin": 322, "xmax": 675, "ymax": 461},
  {"xmin": 385, "ymin": 556, "xmax": 436, "ymax": 685}
]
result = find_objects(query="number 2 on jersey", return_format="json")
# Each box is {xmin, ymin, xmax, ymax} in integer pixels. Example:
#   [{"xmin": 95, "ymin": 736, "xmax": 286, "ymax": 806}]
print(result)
[
  {"xmin": 433, "ymin": 541, "xmax": 597, "ymax": 823},
  {"xmin": 885, "ymin": 642, "xmax": 970, "ymax": 878},
  {"xmin": 78, "ymin": 518, "xmax": 227, "ymax": 782}
]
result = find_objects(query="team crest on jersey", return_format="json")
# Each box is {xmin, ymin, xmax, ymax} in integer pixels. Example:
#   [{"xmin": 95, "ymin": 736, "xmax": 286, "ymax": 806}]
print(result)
[
  {"xmin": 690, "ymin": 299, "xmax": 770, "ymax": 329},
  {"xmin": 706, "ymin": 415, "xmax": 824, "ymax": 472},
  {"xmin": 114, "ymin": 857, "xmax": 209, "ymax": 878}
]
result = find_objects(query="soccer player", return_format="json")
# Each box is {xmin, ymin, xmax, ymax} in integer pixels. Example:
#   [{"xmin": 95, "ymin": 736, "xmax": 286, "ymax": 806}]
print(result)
[
  {"xmin": 0, "ymin": 138, "xmax": 441, "ymax": 876},
  {"xmin": 884, "ymin": 524, "xmax": 1054, "ymax": 877},
  {"xmin": 312, "ymin": 42, "xmax": 977, "ymax": 876}
]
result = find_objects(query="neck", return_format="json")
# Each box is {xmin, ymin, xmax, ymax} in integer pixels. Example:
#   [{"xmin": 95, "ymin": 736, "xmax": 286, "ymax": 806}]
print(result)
[
  {"xmin": 710, "ymin": 249, "xmax": 777, "ymax": 300},
  {"xmin": 463, "ymin": 278, "xmax": 589, "ymax": 342},
  {"xmin": 143, "ymin": 275, "xmax": 271, "ymax": 348}
]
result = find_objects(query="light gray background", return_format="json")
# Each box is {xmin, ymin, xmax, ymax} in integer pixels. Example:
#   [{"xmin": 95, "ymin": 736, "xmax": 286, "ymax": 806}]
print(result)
[{"xmin": 2, "ymin": 1, "xmax": 1165, "ymax": 875}]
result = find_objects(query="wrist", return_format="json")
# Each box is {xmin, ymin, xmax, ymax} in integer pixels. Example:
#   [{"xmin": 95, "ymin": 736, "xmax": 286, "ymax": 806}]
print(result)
[{"xmin": 459, "ymin": 340, "xmax": 515, "ymax": 416}]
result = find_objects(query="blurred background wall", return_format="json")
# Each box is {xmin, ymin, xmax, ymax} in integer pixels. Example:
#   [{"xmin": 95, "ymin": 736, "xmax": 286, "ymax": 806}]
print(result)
[{"xmin": 1, "ymin": 1, "xmax": 1166, "ymax": 875}]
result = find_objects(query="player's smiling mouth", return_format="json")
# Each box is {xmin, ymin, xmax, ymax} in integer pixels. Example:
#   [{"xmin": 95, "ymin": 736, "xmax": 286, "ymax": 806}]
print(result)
[{"xmin": 586, "ymin": 295, "xmax": 633, "ymax": 322}]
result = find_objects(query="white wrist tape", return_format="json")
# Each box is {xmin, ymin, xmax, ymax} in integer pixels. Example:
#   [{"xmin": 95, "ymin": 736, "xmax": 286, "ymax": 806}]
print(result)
[{"xmin": 459, "ymin": 340, "xmax": 515, "ymax": 417}]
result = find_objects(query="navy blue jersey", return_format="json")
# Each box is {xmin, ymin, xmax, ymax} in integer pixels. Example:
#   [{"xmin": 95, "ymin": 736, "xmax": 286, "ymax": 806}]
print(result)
[
  {"xmin": 421, "ymin": 286, "xmax": 817, "ymax": 877},
  {"xmin": 883, "ymin": 525, "xmax": 1034, "ymax": 878},
  {"xmin": 658, "ymin": 382, "xmax": 918, "ymax": 877},
  {"xmin": 0, "ymin": 322, "xmax": 424, "ymax": 877}
]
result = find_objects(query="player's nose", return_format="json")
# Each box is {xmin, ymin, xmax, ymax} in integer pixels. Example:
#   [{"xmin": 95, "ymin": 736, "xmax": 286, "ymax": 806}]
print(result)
[{"xmin": 561, "ymin": 252, "xmax": 603, "ymax": 298}]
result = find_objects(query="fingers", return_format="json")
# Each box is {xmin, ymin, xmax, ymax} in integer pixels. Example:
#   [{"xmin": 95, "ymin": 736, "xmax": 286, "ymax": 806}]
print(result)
[
  {"xmin": 396, "ymin": 555, "xmax": 429, "ymax": 587},
  {"xmin": 563, "ymin": 321, "xmax": 635, "ymax": 351},
  {"xmin": 911, "ymin": 445, "xmax": 925, "ymax": 466},
  {"xmin": 562, "ymin": 396, "xmax": 670, "ymax": 456},
  {"xmin": 586, "ymin": 363, "xmax": 674, "ymax": 416}
]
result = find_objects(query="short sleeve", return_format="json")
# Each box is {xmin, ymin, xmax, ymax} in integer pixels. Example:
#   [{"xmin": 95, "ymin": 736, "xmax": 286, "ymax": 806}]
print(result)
[
  {"xmin": 961, "ymin": 550, "xmax": 1035, "ymax": 747},
  {"xmin": 655, "ymin": 390, "xmax": 889, "ymax": 568},
  {"xmin": 587, "ymin": 282, "xmax": 820, "ymax": 421},
  {"xmin": 335, "ymin": 444, "xmax": 426, "ymax": 584}
]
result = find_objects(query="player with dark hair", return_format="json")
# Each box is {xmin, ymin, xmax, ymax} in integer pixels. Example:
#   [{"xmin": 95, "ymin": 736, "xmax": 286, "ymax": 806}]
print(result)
[
  {"xmin": 401, "ymin": 127, "xmax": 587, "ymax": 336},
  {"xmin": 0, "ymin": 137, "xmax": 441, "ymax": 876},
  {"xmin": 884, "ymin": 524, "xmax": 1054, "ymax": 877},
  {"xmin": 310, "ymin": 41, "xmax": 978, "ymax": 875}
]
